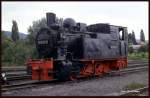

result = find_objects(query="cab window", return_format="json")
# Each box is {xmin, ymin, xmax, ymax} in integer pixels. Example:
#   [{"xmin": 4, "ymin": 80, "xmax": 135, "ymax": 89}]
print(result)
[{"xmin": 119, "ymin": 28, "xmax": 124, "ymax": 40}]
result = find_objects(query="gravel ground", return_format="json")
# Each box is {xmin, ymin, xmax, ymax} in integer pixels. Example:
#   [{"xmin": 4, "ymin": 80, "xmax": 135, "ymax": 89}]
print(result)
[{"xmin": 2, "ymin": 70, "xmax": 148, "ymax": 96}]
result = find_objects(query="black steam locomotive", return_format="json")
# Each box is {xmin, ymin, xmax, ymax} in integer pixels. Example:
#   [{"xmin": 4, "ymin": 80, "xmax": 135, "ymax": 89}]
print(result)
[{"xmin": 27, "ymin": 12, "xmax": 128, "ymax": 81}]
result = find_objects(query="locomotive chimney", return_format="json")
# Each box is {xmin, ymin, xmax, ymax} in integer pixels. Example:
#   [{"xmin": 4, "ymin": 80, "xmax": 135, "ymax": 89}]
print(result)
[{"xmin": 46, "ymin": 12, "xmax": 56, "ymax": 27}]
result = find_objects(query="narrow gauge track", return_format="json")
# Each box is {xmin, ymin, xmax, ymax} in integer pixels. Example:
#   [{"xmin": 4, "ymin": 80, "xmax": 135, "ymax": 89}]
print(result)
[
  {"xmin": 2, "ymin": 60, "xmax": 148, "ymax": 71},
  {"xmin": 107, "ymin": 86, "xmax": 148, "ymax": 96},
  {"xmin": 2, "ymin": 66, "xmax": 26, "ymax": 72},
  {"xmin": 128, "ymin": 60, "xmax": 148, "ymax": 64},
  {"xmin": 120, "ymin": 86, "xmax": 149, "ymax": 96},
  {"xmin": 7, "ymin": 75, "xmax": 31, "ymax": 81},
  {"xmin": 2, "ymin": 60, "xmax": 148, "ymax": 73},
  {"xmin": 127, "ymin": 63, "xmax": 148, "ymax": 68},
  {"xmin": 2, "ymin": 61, "xmax": 147, "ymax": 73},
  {"xmin": 4, "ymin": 72, "xmax": 27, "ymax": 77},
  {"xmin": 2, "ymin": 62, "xmax": 148, "ymax": 92},
  {"xmin": 1, "ymin": 79, "xmax": 58, "ymax": 92},
  {"xmin": 3, "ymin": 62, "xmax": 148, "ymax": 82},
  {"xmin": 2, "ymin": 71, "xmax": 31, "ymax": 82},
  {"xmin": 128, "ymin": 59, "xmax": 148, "ymax": 62}
]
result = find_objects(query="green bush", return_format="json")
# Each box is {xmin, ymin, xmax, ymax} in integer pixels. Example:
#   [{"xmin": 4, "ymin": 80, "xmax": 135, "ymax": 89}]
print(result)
[
  {"xmin": 2, "ymin": 33, "xmax": 38, "ymax": 66},
  {"xmin": 128, "ymin": 52, "xmax": 148, "ymax": 60},
  {"xmin": 138, "ymin": 45, "xmax": 148, "ymax": 52},
  {"xmin": 123, "ymin": 82, "xmax": 145, "ymax": 90}
]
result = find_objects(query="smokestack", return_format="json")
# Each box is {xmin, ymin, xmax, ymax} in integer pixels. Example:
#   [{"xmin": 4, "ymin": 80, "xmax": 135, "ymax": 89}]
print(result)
[{"xmin": 46, "ymin": 12, "xmax": 56, "ymax": 27}]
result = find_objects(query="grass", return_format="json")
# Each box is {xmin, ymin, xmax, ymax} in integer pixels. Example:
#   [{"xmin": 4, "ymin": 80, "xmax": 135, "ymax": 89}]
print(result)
[
  {"xmin": 128, "ymin": 52, "xmax": 148, "ymax": 60},
  {"xmin": 123, "ymin": 82, "xmax": 146, "ymax": 91}
]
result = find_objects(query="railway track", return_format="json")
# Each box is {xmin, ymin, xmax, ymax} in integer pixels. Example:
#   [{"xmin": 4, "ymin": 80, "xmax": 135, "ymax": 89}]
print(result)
[
  {"xmin": 7, "ymin": 75, "xmax": 31, "ymax": 81},
  {"xmin": 2, "ymin": 71, "xmax": 31, "ymax": 82},
  {"xmin": 2, "ymin": 62, "xmax": 148, "ymax": 92},
  {"xmin": 107, "ymin": 86, "xmax": 148, "ymax": 96},
  {"xmin": 2, "ymin": 66, "xmax": 26, "ymax": 72},
  {"xmin": 108, "ymin": 66, "xmax": 148, "ymax": 76},
  {"xmin": 128, "ymin": 60, "xmax": 148, "ymax": 64},
  {"xmin": 120, "ymin": 86, "xmax": 149, "ymax": 96},
  {"xmin": 3, "ymin": 61, "xmax": 148, "ymax": 81},
  {"xmin": 2, "ymin": 60, "xmax": 148, "ymax": 71},
  {"xmin": 1, "ymin": 79, "xmax": 58, "ymax": 92}
]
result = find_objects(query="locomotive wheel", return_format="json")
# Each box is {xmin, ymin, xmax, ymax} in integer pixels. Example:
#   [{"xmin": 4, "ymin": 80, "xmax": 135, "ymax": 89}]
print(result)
[
  {"xmin": 70, "ymin": 73, "xmax": 77, "ymax": 81},
  {"xmin": 69, "ymin": 65, "xmax": 81, "ymax": 81},
  {"xmin": 56, "ymin": 65, "xmax": 71, "ymax": 81}
]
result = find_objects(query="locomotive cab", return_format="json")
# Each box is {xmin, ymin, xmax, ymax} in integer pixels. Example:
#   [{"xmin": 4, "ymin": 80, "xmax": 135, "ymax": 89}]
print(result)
[{"xmin": 118, "ymin": 27, "xmax": 128, "ymax": 57}]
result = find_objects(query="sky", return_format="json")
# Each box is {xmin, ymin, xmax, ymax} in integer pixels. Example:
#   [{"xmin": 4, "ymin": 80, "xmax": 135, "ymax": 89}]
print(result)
[{"xmin": 2, "ymin": 1, "xmax": 149, "ymax": 40}]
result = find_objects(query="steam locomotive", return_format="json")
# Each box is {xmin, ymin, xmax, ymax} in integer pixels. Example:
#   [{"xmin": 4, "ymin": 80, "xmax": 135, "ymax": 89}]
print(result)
[{"xmin": 27, "ymin": 12, "xmax": 128, "ymax": 81}]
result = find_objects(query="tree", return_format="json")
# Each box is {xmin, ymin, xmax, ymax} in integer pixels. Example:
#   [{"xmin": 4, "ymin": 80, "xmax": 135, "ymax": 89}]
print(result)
[
  {"xmin": 128, "ymin": 43, "xmax": 134, "ymax": 53},
  {"xmin": 2, "ymin": 31, "xmax": 13, "ymax": 63},
  {"xmin": 138, "ymin": 45, "xmax": 147, "ymax": 52},
  {"xmin": 27, "ymin": 17, "xmax": 63, "ymax": 45},
  {"xmin": 131, "ymin": 30, "xmax": 137, "ymax": 45},
  {"xmin": 2, "ymin": 35, "xmax": 38, "ymax": 66},
  {"xmin": 25, "ymin": 18, "xmax": 47, "ymax": 59},
  {"xmin": 26, "ymin": 26, "xmax": 35, "ymax": 45},
  {"xmin": 11, "ymin": 20, "xmax": 19, "ymax": 42},
  {"xmin": 27, "ymin": 18, "xmax": 47, "ymax": 45},
  {"xmin": 128, "ymin": 33, "xmax": 132, "ymax": 44},
  {"xmin": 140, "ymin": 29, "xmax": 145, "ymax": 42}
]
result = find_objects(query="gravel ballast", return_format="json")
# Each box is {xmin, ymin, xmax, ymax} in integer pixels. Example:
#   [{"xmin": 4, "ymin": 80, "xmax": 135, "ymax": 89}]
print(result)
[{"xmin": 2, "ymin": 70, "xmax": 148, "ymax": 96}]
